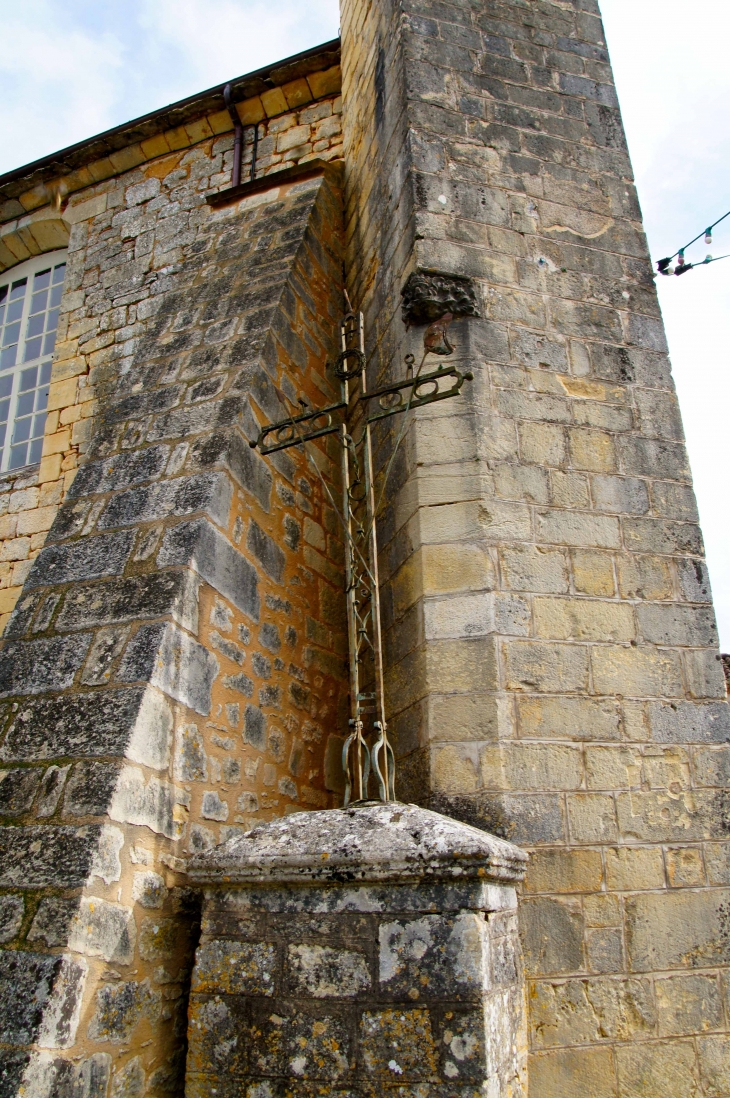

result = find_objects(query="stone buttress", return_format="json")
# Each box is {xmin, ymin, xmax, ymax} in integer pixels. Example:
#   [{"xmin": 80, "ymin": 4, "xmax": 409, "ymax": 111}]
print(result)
[
  {"xmin": 185, "ymin": 801, "xmax": 528, "ymax": 1097},
  {"xmin": 339, "ymin": 0, "xmax": 730, "ymax": 1095},
  {"xmin": 0, "ymin": 164, "xmax": 349, "ymax": 1094}
]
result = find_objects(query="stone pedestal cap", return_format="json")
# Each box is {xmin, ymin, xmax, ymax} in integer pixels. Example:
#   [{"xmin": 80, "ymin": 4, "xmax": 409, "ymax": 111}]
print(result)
[{"xmin": 188, "ymin": 801, "xmax": 528, "ymax": 886}]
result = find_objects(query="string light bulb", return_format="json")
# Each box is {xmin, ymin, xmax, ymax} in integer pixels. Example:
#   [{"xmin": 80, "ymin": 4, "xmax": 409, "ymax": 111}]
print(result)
[{"xmin": 655, "ymin": 207, "xmax": 730, "ymax": 278}]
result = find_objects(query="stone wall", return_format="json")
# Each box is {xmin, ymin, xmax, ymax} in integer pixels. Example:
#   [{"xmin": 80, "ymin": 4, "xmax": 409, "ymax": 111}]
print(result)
[
  {"xmin": 0, "ymin": 144, "xmax": 348, "ymax": 1092},
  {"xmin": 339, "ymin": 1, "xmax": 730, "ymax": 1095},
  {"xmin": 0, "ymin": 57, "xmax": 343, "ymax": 635}
]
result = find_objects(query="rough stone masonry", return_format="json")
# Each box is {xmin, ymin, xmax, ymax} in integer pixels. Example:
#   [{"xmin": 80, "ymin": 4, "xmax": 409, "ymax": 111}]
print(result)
[{"xmin": 0, "ymin": 1, "xmax": 727, "ymax": 1096}]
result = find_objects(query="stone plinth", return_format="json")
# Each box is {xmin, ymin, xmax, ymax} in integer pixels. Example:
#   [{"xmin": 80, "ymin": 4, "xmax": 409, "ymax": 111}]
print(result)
[{"xmin": 185, "ymin": 801, "xmax": 528, "ymax": 1097}]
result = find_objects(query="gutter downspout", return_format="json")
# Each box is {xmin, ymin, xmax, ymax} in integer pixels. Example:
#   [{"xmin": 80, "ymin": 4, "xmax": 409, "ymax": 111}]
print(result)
[{"xmin": 223, "ymin": 84, "xmax": 243, "ymax": 187}]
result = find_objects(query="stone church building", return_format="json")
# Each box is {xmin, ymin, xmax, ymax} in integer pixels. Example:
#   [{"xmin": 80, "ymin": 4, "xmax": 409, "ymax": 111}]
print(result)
[{"xmin": 0, "ymin": 1, "xmax": 728, "ymax": 1095}]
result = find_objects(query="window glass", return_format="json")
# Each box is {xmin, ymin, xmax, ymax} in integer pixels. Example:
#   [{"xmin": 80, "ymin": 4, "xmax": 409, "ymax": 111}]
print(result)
[{"xmin": 0, "ymin": 251, "xmax": 67, "ymax": 471}]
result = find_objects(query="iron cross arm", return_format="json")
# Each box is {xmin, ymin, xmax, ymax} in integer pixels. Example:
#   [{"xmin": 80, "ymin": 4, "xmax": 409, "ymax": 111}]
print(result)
[{"xmin": 249, "ymin": 361, "xmax": 474, "ymax": 455}]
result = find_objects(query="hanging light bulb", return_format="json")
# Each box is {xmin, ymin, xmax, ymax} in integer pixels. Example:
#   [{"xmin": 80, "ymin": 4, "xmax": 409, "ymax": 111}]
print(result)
[
  {"xmin": 705, "ymin": 229, "xmax": 713, "ymax": 245},
  {"xmin": 705, "ymin": 255, "xmax": 713, "ymax": 263}
]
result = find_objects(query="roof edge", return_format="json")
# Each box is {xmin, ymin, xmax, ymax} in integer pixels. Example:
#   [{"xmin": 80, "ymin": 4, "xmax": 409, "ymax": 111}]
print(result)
[{"xmin": 0, "ymin": 37, "xmax": 340, "ymax": 203}]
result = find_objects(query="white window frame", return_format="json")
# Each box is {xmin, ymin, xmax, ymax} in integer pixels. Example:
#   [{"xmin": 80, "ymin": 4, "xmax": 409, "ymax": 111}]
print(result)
[{"xmin": 0, "ymin": 249, "xmax": 67, "ymax": 473}]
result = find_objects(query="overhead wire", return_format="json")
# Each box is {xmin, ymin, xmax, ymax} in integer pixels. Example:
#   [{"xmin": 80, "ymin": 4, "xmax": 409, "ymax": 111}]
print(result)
[{"xmin": 657, "ymin": 207, "xmax": 730, "ymax": 276}]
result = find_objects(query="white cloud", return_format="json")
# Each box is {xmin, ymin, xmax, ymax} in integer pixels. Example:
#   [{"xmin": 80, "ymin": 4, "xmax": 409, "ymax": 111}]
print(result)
[
  {"xmin": 0, "ymin": 0, "xmax": 125, "ymax": 169},
  {"xmin": 138, "ymin": 0, "xmax": 339, "ymax": 91}
]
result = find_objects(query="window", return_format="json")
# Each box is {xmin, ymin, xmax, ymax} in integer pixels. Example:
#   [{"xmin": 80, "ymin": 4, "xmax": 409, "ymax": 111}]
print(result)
[{"xmin": 0, "ymin": 250, "xmax": 67, "ymax": 471}]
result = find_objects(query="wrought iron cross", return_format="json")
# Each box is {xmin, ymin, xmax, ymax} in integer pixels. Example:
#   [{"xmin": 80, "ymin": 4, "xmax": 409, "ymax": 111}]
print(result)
[{"xmin": 250, "ymin": 308, "xmax": 472, "ymax": 805}]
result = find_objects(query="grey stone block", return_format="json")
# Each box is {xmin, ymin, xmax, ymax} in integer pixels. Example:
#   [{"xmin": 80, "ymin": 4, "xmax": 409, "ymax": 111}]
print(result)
[
  {"xmin": 637, "ymin": 604, "xmax": 718, "ymax": 647},
  {"xmin": 158, "ymin": 518, "xmax": 260, "ymax": 621},
  {"xmin": 87, "ymin": 978, "xmax": 161, "ymax": 1044},
  {"xmin": 0, "ymin": 896, "xmax": 24, "ymax": 944},
  {"xmin": 67, "ymin": 897, "xmax": 136, "ymax": 965},
  {"xmin": 259, "ymin": 623, "xmax": 281, "ymax": 652},
  {"xmin": 0, "ymin": 1052, "xmax": 30, "ymax": 1098},
  {"xmin": 0, "ymin": 825, "xmax": 101, "ymax": 887},
  {"xmin": 66, "ymin": 445, "xmax": 170, "ymax": 500},
  {"xmin": 0, "ymin": 634, "xmax": 92, "ymax": 699},
  {"xmin": 35, "ymin": 764, "xmax": 71, "ymax": 816},
  {"xmin": 0, "ymin": 768, "xmax": 42, "ymax": 816},
  {"xmin": 117, "ymin": 622, "xmax": 218, "ymax": 716},
  {"xmin": 431, "ymin": 791, "xmax": 566, "ymax": 845},
  {"xmin": 591, "ymin": 474, "xmax": 648, "ymax": 515},
  {"xmin": 27, "ymin": 897, "xmax": 79, "ymax": 947},
  {"xmin": 224, "ymin": 672, "xmax": 254, "ymax": 698},
  {"xmin": 649, "ymin": 701, "xmax": 730, "ymax": 744},
  {"xmin": 174, "ymin": 724, "xmax": 208, "ymax": 782},
  {"xmin": 188, "ymin": 429, "xmax": 272, "ymax": 512},
  {"xmin": 109, "ymin": 767, "xmax": 180, "ymax": 840},
  {"xmin": 0, "ymin": 950, "xmax": 69, "ymax": 1046},
  {"xmin": 81, "ymin": 625, "xmax": 131, "ymax": 686},
  {"xmin": 243, "ymin": 704, "xmax": 267, "ymax": 749},
  {"xmin": 626, "ymin": 889, "xmax": 730, "ymax": 971},
  {"xmin": 676, "ymin": 558, "xmax": 713, "ymax": 603},
  {"xmin": 25, "ymin": 531, "xmax": 134, "ymax": 590},
  {"xmin": 96, "ymin": 472, "xmax": 232, "ymax": 531},
  {"xmin": 247, "ymin": 519, "xmax": 285, "ymax": 583},
  {"xmin": 520, "ymin": 897, "xmax": 584, "ymax": 976},
  {"xmin": 0, "ymin": 687, "xmax": 144, "ymax": 761},
  {"xmin": 55, "ymin": 571, "xmax": 198, "ymax": 634},
  {"xmin": 63, "ymin": 761, "xmax": 122, "ymax": 817}
]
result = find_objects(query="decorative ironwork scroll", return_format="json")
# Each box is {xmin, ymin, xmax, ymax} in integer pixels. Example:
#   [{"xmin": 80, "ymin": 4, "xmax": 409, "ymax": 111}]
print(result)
[{"xmin": 249, "ymin": 309, "xmax": 472, "ymax": 805}]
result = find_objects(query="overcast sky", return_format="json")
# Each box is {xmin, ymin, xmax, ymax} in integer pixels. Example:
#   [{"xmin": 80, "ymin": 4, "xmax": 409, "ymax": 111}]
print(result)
[{"xmin": 1, "ymin": 0, "xmax": 728, "ymax": 645}]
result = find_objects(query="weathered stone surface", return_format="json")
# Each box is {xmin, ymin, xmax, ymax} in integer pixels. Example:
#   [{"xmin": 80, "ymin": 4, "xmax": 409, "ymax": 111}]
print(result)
[
  {"xmin": 87, "ymin": 978, "xmax": 160, "ymax": 1044},
  {"xmin": 192, "ymin": 940, "xmax": 277, "ymax": 996},
  {"xmin": 625, "ymin": 890, "xmax": 730, "ymax": 971},
  {"xmin": 157, "ymin": 518, "xmax": 260, "ymax": 620},
  {"xmin": 289, "ymin": 942, "xmax": 370, "ymax": 998},
  {"xmin": 63, "ymin": 762, "xmax": 121, "ymax": 818},
  {"xmin": 0, "ymin": 950, "xmax": 85, "ymax": 1048},
  {"xmin": 0, "ymin": 688, "xmax": 145, "ymax": 761},
  {"xmin": 379, "ymin": 912, "xmax": 485, "ymax": 1000},
  {"xmin": 66, "ymin": 446, "xmax": 169, "ymax": 501},
  {"xmin": 67, "ymin": 897, "xmax": 136, "ymax": 965},
  {"xmin": 109, "ymin": 767, "xmax": 182, "ymax": 840},
  {"xmin": 131, "ymin": 871, "xmax": 167, "ymax": 910},
  {"xmin": 81, "ymin": 625, "xmax": 132, "ymax": 686},
  {"xmin": 188, "ymin": 429, "xmax": 273, "ymax": 512},
  {"xmin": 117, "ymin": 623, "xmax": 218, "ymax": 716},
  {"xmin": 529, "ymin": 976, "xmax": 656, "ymax": 1048},
  {"xmin": 95, "ymin": 472, "xmax": 232, "ymax": 532},
  {"xmin": 246, "ymin": 518, "xmax": 285, "ymax": 583},
  {"xmin": 27, "ymin": 898, "xmax": 79, "ymax": 947},
  {"xmin": 0, "ymin": 635, "xmax": 92, "ymax": 698},
  {"xmin": 25, "ymin": 531, "xmax": 134, "ymax": 590},
  {"xmin": 188, "ymin": 802, "xmax": 528, "ymax": 885},
  {"xmin": 0, "ymin": 896, "xmax": 24, "ymax": 944},
  {"xmin": 55, "ymin": 572, "xmax": 198, "ymax": 634},
  {"xmin": 520, "ymin": 897, "xmax": 584, "ymax": 976},
  {"xmin": 649, "ymin": 701, "xmax": 730, "ymax": 744},
  {"xmin": 0, "ymin": 825, "xmax": 101, "ymax": 888},
  {"xmin": 0, "ymin": 768, "xmax": 43, "ymax": 816}
]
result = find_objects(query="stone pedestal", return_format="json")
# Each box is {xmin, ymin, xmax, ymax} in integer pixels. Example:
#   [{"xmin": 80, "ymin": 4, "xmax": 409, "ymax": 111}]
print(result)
[{"xmin": 185, "ymin": 801, "xmax": 528, "ymax": 1097}]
